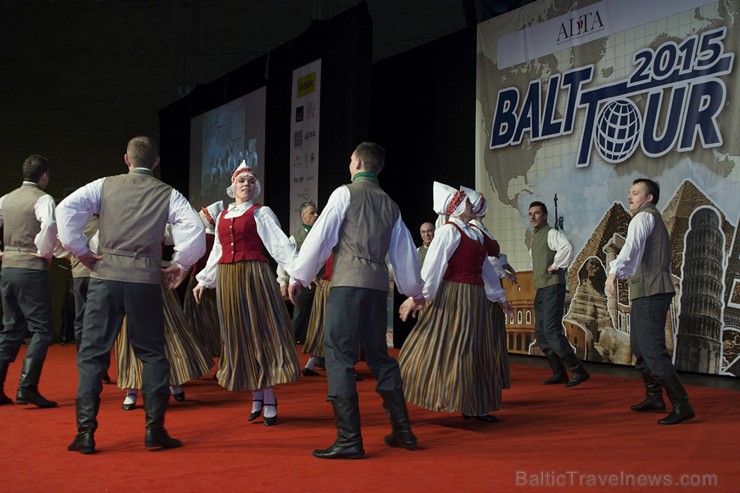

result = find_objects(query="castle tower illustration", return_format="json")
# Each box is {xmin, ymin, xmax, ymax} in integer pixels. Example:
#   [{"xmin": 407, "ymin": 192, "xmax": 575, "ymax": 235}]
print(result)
[{"xmin": 675, "ymin": 207, "xmax": 725, "ymax": 374}]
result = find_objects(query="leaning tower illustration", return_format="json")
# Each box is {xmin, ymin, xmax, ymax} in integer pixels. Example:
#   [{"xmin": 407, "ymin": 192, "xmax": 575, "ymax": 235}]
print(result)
[{"xmin": 675, "ymin": 207, "xmax": 725, "ymax": 374}]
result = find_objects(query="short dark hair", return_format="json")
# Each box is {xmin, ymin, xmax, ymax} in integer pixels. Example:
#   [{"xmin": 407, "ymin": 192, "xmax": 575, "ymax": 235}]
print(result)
[
  {"xmin": 299, "ymin": 201, "xmax": 316, "ymax": 215},
  {"xmin": 633, "ymin": 178, "xmax": 660, "ymax": 205},
  {"xmin": 354, "ymin": 142, "xmax": 385, "ymax": 174},
  {"xmin": 22, "ymin": 154, "xmax": 49, "ymax": 182},
  {"xmin": 529, "ymin": 201, "xmax": 548, "ymax": 215},
  {"xmin": 126, "ymin": 136, "xmax": 158, "ymax": 169}
]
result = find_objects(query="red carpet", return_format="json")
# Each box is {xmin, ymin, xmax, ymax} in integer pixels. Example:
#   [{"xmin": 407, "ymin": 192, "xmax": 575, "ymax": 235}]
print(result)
[{"xmin": 1, "ymin": 344, "xmax": 738, "ymax": 492}]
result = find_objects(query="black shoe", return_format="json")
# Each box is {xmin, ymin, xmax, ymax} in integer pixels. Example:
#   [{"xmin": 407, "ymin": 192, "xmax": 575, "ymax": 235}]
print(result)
[
  {"xmin": 102, "ymin": 372, "xmax": 112, "ymax": 384},
  {"xmin": 145, "ymin": 427, "xmax": 182, "ymax": 449},
  {"xmin": 313, "ymin": 443, "xmax": 365, "ymax": 459},
  {"xmin": 658, "ymin": 402, "xmax": 695, "ymax": 425},
  {"xmin": 462, "ymin": 413, "xmax": 499, "ymax": 422},
  {"xmin": 302, "ymin": 367, "xmax": 320, "ymax": 377},
  {"xmin": 565, "ymin": 370, "xmax": 591, "ymax": 388},
  {"xmin": 263, "ymin": 399, "xmax": 278, "ymax": 426},
  {"xmin": 541, "ymin": 373, "xmax": 568, "ymax": 385},
  {"xmin": 67, "ymin": 432, "xmax": 96, "ymax": 454},
  {"xmin": 384, "ymin": 430, "xmax": 418, "ymax": 450},
  {"xmin": 122, "ymin": 393, "xmax": 137, "ymax": 411},
  {"xmin": 172, "ymin": 390, "xmax": 186, "ymax": 402},
  {"xmin": 354, "ymin": 373, "xmax": 364, "ymax": 382},
  {"xmin": 16, "ymin": 387, "xmax": 57, "ymax": 408},
  {"xmin": 631, "ymin": 397, "xmax": 666, "ymax": 413},
  {"xmin": 315, "ymin": 358, "xmax": 326, "ymax": 369},
  {"xmin": 248, "ymin": 399, "xmax": 263, "ymax": 422}
]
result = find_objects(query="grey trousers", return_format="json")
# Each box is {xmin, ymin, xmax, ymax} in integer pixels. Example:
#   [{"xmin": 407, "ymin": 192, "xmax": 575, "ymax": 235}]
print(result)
[
  {"xmin": 0, "ymin": 268, "xmax": 54, "ymax": 362},
  {"xmin": 323, "ymin": 286, "xmax": 402, "ymax": 400},
  {"xmin": 534, "ymin": 283, "xmax": 576, "ymax": 358},
  {"xmin": 630, "ymin": 293, "xmax": 676, "ymax": 380},
  {"xmin": 72, "ymin": 276, "xmax": 91, "ymax": 346},
  {"xmin": 76, "ymin": 278, "xmax": 169, "ymax": 399}
]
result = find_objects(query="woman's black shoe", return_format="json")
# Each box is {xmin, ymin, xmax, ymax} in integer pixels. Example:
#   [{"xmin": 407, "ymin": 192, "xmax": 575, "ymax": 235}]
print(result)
[
  {"xmin": 263, "ymin": 399, "xmax": 278, "ymax": 426},
  {"xmin": 248, "ymin": 399, "xmax": 263, "ymax": 422}
]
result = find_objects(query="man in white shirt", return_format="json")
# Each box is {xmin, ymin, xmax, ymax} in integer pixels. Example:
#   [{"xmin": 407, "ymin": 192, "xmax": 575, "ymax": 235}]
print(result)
[
  {"xmin": 0, "ymin": 154, "xmax": 58, "ymax": 408},
  {"xmin": 58, "ymin": 136, "xmax": 205, "ymax": 454},
  {"xmin": 289, "ymin": 142, "xmax": 424, "ymax": 459},
  {"xmin": 606, "ymin": 178, "xmax": 694, "ymax": 425},
  {"xmin": 529, "ymin": 201, "xmax": 589, "ymax": 387}
]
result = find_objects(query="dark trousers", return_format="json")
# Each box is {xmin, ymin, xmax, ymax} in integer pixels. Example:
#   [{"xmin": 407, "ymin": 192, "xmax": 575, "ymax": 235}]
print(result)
[
  {"xmin": 0, "ymin": 268, "xmax": 54, "ymax": 362},
  {"xmin": 77, "ymin": 279, "xmax": 168, "ymax": 399},
  {"xmin": 291, "ymin": 284, "xmax": 315, "ymax": 343},
  {"xmin": 630, "ymin": 293, "xmax": 676, "ymax": 380},
  {"xmin": 324, "ymin": 287, "xmax": 402, "ymax": 399},
  {"xmin": 534, "ymin": 283, "xmax": 575, "ymax": 357},
  {"xmin": 72, "ymin": 277, "xmax": 91, "ymax": 346}
]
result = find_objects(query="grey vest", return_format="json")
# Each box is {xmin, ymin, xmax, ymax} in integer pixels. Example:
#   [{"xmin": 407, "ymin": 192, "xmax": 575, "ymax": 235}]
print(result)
[
  {"xmin": 292, "ymin": 225, "xmax": 309, "ymax": 251},
  {"xmin": 331, "ymin": 176, "xmax": 399, "ymax": 291},
  {"xmin": 628, "ymin": 203, "xmax": 675, "ymax": 300},
  {"xmin": 92, "ymin": 169, "xmax": 172, "ymax": 284},
  {"xmin": 531, "ymin": 224, "xmax": 565, "ymax": 289},
  {"xmin": 1, "ymin": 183, "xmax": 49, "ymax": 270}
]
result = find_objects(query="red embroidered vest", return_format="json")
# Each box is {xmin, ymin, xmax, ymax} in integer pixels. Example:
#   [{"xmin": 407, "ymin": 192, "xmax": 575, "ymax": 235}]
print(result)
[
  {"xmin": 443, "ymin": 223, "xmax": 485, "ymax": 285},
  {"xmin": 217, "ymin": 205, "xmax": 267, "ymax": 264}
]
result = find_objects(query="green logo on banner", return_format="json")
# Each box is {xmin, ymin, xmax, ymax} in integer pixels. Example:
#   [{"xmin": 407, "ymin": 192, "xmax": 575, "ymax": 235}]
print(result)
[{"xmin": 297, "ymin": 73, "xmax": 317, "ymax": 98}]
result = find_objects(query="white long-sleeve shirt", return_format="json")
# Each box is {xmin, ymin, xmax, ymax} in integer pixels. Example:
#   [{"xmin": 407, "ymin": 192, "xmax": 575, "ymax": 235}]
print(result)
[
  {"xmin": 421, "ymin": 217, "xmax": 507, "ymax": 303},
  {"xmin": 0, "ymin": 183, "xmax": 58, "ymax": 259},
  {"xmin": 608, "ymin": 210, "xmax": 655, "ymax": 280},
  {"xmin": 196, "ymin": 200, "xmax": 296, "ymax": 289},
  {"xmin": 56, "ymin": 175, "xmax": 204, "ymax": 271},
  {"xmin": 529, "ymin": 227, "xmax": 574, "ymax": 271},
  {"xmin": 289, "ymin": 185, "xmax": 423, "ymax": 298}
]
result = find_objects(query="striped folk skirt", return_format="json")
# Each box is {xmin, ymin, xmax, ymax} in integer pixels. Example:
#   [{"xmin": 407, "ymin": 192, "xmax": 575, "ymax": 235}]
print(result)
[
  {"xmin": 183, "ymin": 275, "xmax": 222, "ymax": 360},
  {"xmin": 398, "ymin": 280, "xmax": 503, "ymax": 416},
  {"xmin": 302, "ymin": 279, "xmax": 331, "ymax": 357},
  {"xmin": 116, "ymin": 276, "xmax": 213, "ymax": 389},
  {"xmin": 215, "ymin": 261, "xmax": 300, "ymax": 391},
  {"xmin": 490, "ymin": 301, "xmax": 511, "ymax": 389}
]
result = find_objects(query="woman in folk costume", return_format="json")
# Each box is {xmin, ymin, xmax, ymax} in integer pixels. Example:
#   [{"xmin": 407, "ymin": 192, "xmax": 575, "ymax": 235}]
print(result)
[
  {"xmin": 399, "ymin": 182, "xmax": 512, "ymax": 422},
  {"xmin": 118, "ymin": 226, "xmax": 213, "ymax": 410},
  {"xmin": 193, "ymin": 162, "xmax": 300, "ymax": 426},
  {"xmin": 182, "ymin": 200, "xmax": 225, "ymax": 363},
  {"xmin": 461, "ymin": 186, "xmax": 517, "ymax": 390},
  {"xmin": 300, "ymin": 253, "xmax": 333, "ymax": 376}
]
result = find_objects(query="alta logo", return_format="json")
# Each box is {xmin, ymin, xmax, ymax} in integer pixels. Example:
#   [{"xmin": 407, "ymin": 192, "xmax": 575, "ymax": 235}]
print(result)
[{"xmin": 557, "ymin": 10, "xmax": 604, "ymax": 42}]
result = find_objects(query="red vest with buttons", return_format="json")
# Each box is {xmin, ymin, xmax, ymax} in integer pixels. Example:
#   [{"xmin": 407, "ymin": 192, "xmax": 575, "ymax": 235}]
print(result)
[
  {"xmin": 442, "ymin": 223, "xmax": 485, "ymax": 285},
  {"xmin": 217, "ymin": 205, "xmax": 267, "ymax": 264}
]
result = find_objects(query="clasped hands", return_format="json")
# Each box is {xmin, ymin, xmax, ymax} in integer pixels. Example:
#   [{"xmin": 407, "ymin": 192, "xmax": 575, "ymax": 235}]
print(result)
[{"xmin": 399, "ymin": 297, "xmax": 426, "ymax": 322}]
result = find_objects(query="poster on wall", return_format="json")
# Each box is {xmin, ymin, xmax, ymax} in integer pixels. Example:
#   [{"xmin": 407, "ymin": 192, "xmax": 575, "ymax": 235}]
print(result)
[
  {"xmin": 289, "ymin": 59, "xmax": 322, "ymax": 233},
  {"xmin": 476, "ymin": 0, "xmax": 740, "ymax": 376}
]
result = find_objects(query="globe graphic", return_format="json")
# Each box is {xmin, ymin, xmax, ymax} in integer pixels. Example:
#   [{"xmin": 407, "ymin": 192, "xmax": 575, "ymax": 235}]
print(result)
[{"xmin": 594, "ymin": 99, "xmax": 641, "ymax": 163}]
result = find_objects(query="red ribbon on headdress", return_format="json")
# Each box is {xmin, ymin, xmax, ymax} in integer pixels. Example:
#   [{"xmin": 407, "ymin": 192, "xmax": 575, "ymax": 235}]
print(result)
[
  {"xmin": 445, "ymin": 190, "xmax": 467, "ymax": 216},
  {"xmin": 231, "ymin": 167, "xmax": 253, "ymax": 183}
]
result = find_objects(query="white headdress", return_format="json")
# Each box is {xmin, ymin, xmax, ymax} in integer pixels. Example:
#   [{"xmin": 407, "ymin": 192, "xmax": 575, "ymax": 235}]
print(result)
[
  {"xmin": 432, "ymin": 181, "xmax": 467, "ymax": 217},
  {"xmin": 226, "ymin": 160, "xmax": 261, "ymax": 199}
]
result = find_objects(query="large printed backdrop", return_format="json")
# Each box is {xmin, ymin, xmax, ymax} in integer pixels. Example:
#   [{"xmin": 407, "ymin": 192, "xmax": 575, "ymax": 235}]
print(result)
[{"xmin": 476, "ymin": 0, "xmax": 740, "ymax": 377}]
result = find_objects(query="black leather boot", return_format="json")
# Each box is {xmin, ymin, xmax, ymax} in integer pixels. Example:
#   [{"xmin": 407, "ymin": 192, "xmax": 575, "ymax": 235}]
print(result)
[
  {"xmin": 379, "ymin": 389, "xmax": 418, "ymax": 450},
  {"xmin": 562, "ymin": 352, "xmax": 590, "ymax": 388},
  {"xmin": 16, "ymin": 357, "xmax": 57, "ymax": 408},
  {"xmin": 143, "ymin": 391, "xmax": 182, "ymax": 449},
  {"xmin": 541, "ymin": 352, "xmax": 568, "ymax": 385},
  {"xmin": 313, "ymin": 395, "xmax": 365, "ymax": 459},
  {"xmin": 0, "ymin": 360, "xmax": 13, "ymax": 405},
  {"xmin": 631, "ymin": 372, "xmax": 666, "ymax": 412},
  {"xmin": 68, "ymin": 397, "xmax": 100, "ymax": 454},
  {"xmin": 658, "ymin": 374, "xmax": 695, "ymax": 425}
]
